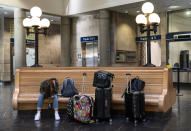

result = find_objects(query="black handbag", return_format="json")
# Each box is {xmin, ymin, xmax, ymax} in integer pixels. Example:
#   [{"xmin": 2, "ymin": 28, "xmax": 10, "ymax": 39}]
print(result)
[{"xmin": 93, "ymin": 70, "xmax": 114, "ymax": 88}]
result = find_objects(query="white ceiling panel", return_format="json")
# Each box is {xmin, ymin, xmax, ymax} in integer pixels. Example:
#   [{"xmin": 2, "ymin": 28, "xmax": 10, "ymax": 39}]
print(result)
[{"xmin": 109, "ymin": 0, "xmax": 191, "ymax": 15}]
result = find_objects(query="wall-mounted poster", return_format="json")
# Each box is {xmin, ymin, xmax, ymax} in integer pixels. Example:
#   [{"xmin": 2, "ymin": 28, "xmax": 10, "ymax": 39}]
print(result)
[{"xmin": 26, "ymin": 48, "xmax": 35, "ymax": 67}]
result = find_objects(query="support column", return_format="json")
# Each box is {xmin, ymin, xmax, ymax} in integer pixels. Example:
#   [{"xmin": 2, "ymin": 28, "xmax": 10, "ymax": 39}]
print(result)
[
  {"xmin": 160, "ymin": 12, "xmax": 167, "ymax": 66},
  {"xmin": 60, "ymin": 17, "xmax": 71, "ymax": 66},
  {"xmin": 14, "ymin": 8, "xmax": 26, "ymax": 71},
  {"xmin": 99, "ymin": 10, "xmax": 111, "ymax": 66},
  {"xmin": 0, "ymin": 8, "xmax": 4, "ymax": 82}
]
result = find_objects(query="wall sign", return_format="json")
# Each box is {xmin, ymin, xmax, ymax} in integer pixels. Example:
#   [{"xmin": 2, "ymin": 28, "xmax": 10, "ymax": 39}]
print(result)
[
  {"xmin": 166, "ymin": 32, "xmax": 191, "ymax": 42},
  {"xmin": 136, "ymin": 35, "xmax": 161, "ymax": 42},
  {"xmin": 10, "ymin": 38, "xmax": 35, "ymax": 45},
  {"xmin": 80, "ymin": 36, "xmax": 98, "ymax": 43}
]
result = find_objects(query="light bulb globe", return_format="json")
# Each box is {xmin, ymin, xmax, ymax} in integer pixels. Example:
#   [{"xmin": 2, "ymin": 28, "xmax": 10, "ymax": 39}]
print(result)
[
  {"xmin": 30, "ymin": 6, "xmax": 42, "ymax": 17},
  {"xmin": 149, "ymin": 13, "xmax": 160, "ymax": 24},
  {"xmin": 136, "ymin": 14, "xmax": 147, "ymax": 25},
  {"xmin": 40, "ymin": 18, "xmax": 50, "ymax": 28},
  {"xmin": 23, "ymin": 18, "xmax": 32, "ymax": 27},
  {"xmin": 31, "ymin": 17, "xmax": 40, "ymax": 27},
  {"xmin": 142, "ymin": 2, "xmax": 154, "ymax": 14}
]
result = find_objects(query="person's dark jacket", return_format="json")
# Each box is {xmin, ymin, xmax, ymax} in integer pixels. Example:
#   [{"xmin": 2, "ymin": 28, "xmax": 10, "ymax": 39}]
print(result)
[{"xmin": 40, "ymin": 78, "xmax": 59, "ymax": 98}]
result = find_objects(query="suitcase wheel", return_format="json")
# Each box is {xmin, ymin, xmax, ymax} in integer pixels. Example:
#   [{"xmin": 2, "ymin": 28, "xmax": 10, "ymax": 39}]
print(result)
[
  {"xmin": 48, "ymin": 103, "xmax": 52, "ymax": 109},
  {"xmin": 126, "ymin": 117, "xmax": 129, "ymax": 122},
  {"xmin": 96, "ymin": 119, "xmax": 99, "ymax": 123},
  {"xmin": 134, "ymin": 120, "xmax": 138, "ymax": 126},
  {"xmin": 142, "ymin": 118, "xmax": 146, "ymax": 122},
  {"xmin": 109, "ymin": 118, "xmax": 112, "ymax": 125}
]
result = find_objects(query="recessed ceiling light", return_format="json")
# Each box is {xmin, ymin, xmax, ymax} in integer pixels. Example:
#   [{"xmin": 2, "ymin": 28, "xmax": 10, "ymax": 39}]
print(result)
[
  {"xmin": 186, "ymin": 11, "xmax": 191, "ymax": 15},
  {"xmin": 4, "ymin": 11, "xmax": 8, "ymax": 15},
  {"xmin": 125, "ymin": 10, "xmax": 128, "ymax": 13},
  {"xmin": 168, "ymin": 5, "xmax": 181, "ymax": 9}
]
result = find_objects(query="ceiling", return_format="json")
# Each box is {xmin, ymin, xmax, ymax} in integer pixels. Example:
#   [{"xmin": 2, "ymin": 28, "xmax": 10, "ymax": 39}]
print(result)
[
  {"xmin": 109, "ymin": 0, "xmax": 191, "ymax": 16},
  {"xmin": 0, "ymin": 4, "xmax": 61, "ymax": 24},
  {"xmin": 0, "ymin": 4, "xmax": 14, "ymax": 18},
  {"xmin": 1, "ymin": 0, "xmax": 191, "ymax": 22}
]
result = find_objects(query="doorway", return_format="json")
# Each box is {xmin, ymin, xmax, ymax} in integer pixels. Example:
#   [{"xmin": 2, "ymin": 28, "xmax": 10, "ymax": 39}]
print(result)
[{"xmin": 81, "ymin": 42, "xmax": 99, "ymax": 67}]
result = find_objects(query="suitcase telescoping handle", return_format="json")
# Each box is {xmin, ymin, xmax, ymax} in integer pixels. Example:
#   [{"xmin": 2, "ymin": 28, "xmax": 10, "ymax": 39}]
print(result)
[
  {"xmin": 126, "ymin": 73, "xmax": 131, "ymax": 93},
  {"xmin": 121, "ymin": 73, "xmax": 131, "ymax": 98},
  {"xmin": 82, "ymin": 72, "xmax": 87, "ymax": 95}
]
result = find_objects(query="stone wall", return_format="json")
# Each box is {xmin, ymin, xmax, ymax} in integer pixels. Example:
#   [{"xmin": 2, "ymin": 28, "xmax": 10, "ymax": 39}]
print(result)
[
  {"xmin": 71, "ymin": 15, "xmax": 99, "ymax": 66},
  {"xmin": 70, "ymin": 12, "xmax": 137, "ymax": 67},
  {"xmin": 38, "ymin": 24, "xmax": 61, "ymax": 67},
  {"xmin": 111, "ymin": 12, "xmax": 138, "ymax": 66},
  {"xmin": 0, "ymin": 15, "xmax": 4, "ymax": 82},
  {"xmin": 0, "ymin": 18, "xmax": 11, "ymax": 82},
  {"xmin": 0, "ymin": 19, "xmax": 61, "ymax": 82}
]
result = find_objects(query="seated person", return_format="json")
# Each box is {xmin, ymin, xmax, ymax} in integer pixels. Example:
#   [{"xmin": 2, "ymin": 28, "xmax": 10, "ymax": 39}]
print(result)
[{"xmin": 34, "ymin": 78, "xmax": 60, "ymax": 121}]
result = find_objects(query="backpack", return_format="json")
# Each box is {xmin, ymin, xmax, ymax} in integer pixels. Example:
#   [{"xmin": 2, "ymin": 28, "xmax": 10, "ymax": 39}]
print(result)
[
  {"xmin": 129, "ymin": 77, "xmax": 145, "ymax": 91},
  {"xmin": 122, "ymin": 77, "xmax": 145, "ymax": 98},
  {"xmin": 68, "ymin": 95, "xmax": 94, "ymax": 123},
  {"xmin": 40, "ymin": 78, "xmax": 59, "ymax": 98},
  {"xmin": 61, "ymin": 78, "xmax": 78, "ymax": 97}
]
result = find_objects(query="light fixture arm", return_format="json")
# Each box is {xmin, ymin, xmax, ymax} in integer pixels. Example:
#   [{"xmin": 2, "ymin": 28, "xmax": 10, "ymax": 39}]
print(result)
[
  {"xmin": 139, "ymin": 24, "xmax": 159, "ymax": 34},
  {"xmin": 26, "ymin": 28, "xmax": 30, "ymax": 36},
  {"xmin": 152, "ymin": 24, "xmax": 158, "ymax": 34},
  {"xmin": 25, "ymin": 27, "xmax": 48, "ymax": 35},
  {"xmin": 43, "ymin": 28, "xmax": 48, "ymax": 36}
]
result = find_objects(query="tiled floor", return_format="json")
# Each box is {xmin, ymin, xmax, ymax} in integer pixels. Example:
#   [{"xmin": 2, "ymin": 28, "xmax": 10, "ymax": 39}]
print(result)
[{"xmin": 0, "ymin": 82, "xmax": 190, "ymax": 131}]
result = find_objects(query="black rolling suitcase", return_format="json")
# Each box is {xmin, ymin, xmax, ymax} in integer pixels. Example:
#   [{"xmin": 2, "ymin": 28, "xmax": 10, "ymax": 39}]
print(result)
[
  {"xmin": 124, "ymin": 74, "xmax": 146, "ymax": 125},
  {"xmin": 95, "ymin": 87, "xmax": 112, "ymax": 122},
  {"xmin": 93, "ymin": 70, "xmax": 114, "ymax": 123}
]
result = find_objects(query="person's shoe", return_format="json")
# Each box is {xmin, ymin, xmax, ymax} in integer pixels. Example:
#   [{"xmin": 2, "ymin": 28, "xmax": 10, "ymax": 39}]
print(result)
[
  {"xmin": 34, "ymin": 112, "xmax": 41, "ymax": 121},
  {"xmin": 55, "ymin": 112, "xmax": 60, "ymax": 121}
]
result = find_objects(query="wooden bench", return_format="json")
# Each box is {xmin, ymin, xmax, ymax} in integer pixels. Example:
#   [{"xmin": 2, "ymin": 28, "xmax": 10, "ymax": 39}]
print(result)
[{"xmin": 12, "ymin": 67, "xmax": 176, "ymax": 112}]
